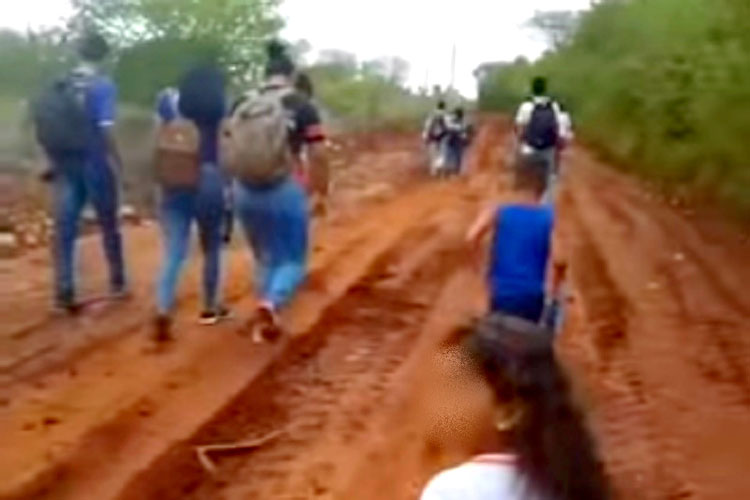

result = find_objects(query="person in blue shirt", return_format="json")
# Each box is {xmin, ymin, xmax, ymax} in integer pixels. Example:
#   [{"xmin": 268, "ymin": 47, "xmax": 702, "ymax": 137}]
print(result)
[
  {"xmin": 50, "ymin": 32, "xmax": 128, "ymax": 313},
  {"xmin": 152, "ymin": 66, "xmax": 230, "ymax": 342},
  {"xmin": 467, "ymin": 155, "xmax": 566, "ymax": 323}
]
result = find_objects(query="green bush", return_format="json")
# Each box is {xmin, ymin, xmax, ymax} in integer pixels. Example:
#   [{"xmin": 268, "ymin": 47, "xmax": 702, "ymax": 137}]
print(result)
[
  {"xmin": 479, "ymin": 0, "xmax": 750, "ymax": 219},
  {"xmin": 307, "ymin": 58, "xmax": 436, "ymax": 133}
]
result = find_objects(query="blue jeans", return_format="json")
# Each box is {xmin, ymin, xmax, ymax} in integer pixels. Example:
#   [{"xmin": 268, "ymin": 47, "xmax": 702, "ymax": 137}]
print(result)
[
  {"xmin": 52, "ymin": 155, "xmax": 126, "ymax": 303},
  {"xmin": 520, "ymin": 145, "xmax": 557, "ymax": 204},
  {"xmin": 443, "ymin": 141, "xmax": 465, "ymax": 175},
  {"xmin": 234, "ymin": 177, "xmax": 308, "ymax": 310},
  {"xmin": 156, "ymin": 165, "xmax": 225, "ymax": 315}
]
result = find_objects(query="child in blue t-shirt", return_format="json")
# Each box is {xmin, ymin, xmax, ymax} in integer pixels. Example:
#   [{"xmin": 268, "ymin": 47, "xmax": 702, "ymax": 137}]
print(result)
[{"xmin": 467, "ymin": 155, "xmax": 566, "ymax": 324}]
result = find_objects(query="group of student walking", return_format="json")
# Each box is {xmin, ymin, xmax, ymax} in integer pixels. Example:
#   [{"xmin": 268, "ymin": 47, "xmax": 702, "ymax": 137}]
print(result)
[
  {"xmin": 423, "ymin": 101, "xmax": 474, "ymax": 177},
  {"xmin": 34, "ymin": 34, "xmax": 324, "ymax": 343},
  {"xmin": 35, "ymin": 31, "xmax": 610, "ymax": 499},
  {"xmin": 420, "ymin": 79, "xmax": 612, "ymax": 499}
]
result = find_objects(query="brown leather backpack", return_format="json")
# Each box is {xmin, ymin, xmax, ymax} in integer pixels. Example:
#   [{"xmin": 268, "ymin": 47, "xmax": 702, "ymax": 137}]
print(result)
[{"xmin": 154, "ymin": 119, "xmax": 201, "ymax": 188}]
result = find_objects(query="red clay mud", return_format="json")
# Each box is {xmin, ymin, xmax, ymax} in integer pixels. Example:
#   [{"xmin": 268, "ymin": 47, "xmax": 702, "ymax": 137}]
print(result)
[{"xmin": 2, "ymin": 121, "xmax": 749, "ymax": 499}]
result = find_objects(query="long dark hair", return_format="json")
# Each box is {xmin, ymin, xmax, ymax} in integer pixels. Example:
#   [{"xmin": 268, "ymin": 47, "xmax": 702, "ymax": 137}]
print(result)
[
  {"xmin": 467, "ymin": 314, "xmax": 611, "ymax": 500},
  {"xmin": 178, "ymin": 64, "xmax": 226, "ymax": 126},
  {"xmin": 265, "ymin": 40, "xmax": 295, "ymax": 78}
]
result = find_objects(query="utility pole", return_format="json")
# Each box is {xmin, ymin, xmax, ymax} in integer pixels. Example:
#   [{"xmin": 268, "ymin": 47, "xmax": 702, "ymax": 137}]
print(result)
[{"xmin": 450, "ymin": 43, "xmax": 457, "ymax": 91}]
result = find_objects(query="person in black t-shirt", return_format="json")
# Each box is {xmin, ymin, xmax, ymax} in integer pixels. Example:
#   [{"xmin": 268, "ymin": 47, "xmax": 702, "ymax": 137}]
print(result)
[{"xmin": 234, "ymin": 42, "xmax": 326, "ymax": 342}]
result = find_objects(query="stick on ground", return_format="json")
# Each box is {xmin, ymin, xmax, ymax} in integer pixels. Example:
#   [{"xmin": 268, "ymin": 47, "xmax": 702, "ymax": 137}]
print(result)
[{"xmin": 195, "ymin": 429, "xmax": 285, "ymax": 475}]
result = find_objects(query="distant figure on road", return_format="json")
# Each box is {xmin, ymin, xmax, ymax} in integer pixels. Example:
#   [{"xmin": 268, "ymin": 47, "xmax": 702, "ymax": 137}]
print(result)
[
  {"xmin": 33, "ymin": 32, "xmax": 128, "ymax": 313},
  {"xmin": 514, "ymin": 77, "xmax": 562, "ymax": 197},
  {"xmin": 423, "ymin": 100, "xmax": 448, "ymax": 176},
  {"xmin": 442, "ymin": 107, "xmax": 472, "ymax": 177},
  {"xmin": 467, "ymin": 154, "xmax": 566, "ymax": 325},
  {"xmin": 151, "ymin": 64, "xmax": 231, "ymax": 343},
  {"xmin": 223, "ymin": 41, "xmax": 326, "ymax": 342},
  {"xmin": 421, "ymin": 314, "xmax": 611, "ymax": 500}
]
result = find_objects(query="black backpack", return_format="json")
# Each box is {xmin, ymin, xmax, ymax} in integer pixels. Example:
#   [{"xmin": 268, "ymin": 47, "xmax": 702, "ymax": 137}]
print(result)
[
  {"xmin": 33, "ymin": 75, "xmax": 92, "ymax": 155},
  {"xmin": 523, "ymin": 100, "xmax": 559, "ymax": 150}
]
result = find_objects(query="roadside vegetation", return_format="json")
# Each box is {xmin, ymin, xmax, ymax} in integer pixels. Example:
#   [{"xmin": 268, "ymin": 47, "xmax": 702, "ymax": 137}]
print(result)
[
  {"xmin": 478, "ymin": 0, "xmax": 750, "ymax": 219},
  {"xmin": 0, "ymin": 0, "xmax": 437, "ymax": 172}
]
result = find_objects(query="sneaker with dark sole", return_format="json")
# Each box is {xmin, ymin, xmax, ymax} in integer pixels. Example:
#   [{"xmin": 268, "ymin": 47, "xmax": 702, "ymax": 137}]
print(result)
[
  {"xmin": 153, "ymin": 315, "xmax": 173, "ymax": 343},
  {"xmin": 53, "ymin": 301, "xmax": 81, "ymax": 316},
  {"xmin": 253, "ymin": 304, "xmax": 282, "ymax": 343},
  {"xmin": 110, "ymin": 287, "xmax": 133, "ymax": 302},
  {"xmin": 199, "ymin": 306, "xmax": 232, "ymax": 326}
]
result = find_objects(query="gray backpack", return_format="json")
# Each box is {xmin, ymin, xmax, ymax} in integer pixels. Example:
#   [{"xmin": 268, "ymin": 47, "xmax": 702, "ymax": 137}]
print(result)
[{"xmin": 221, "ymin": 86, "xmax": 293, "ymax": 185}]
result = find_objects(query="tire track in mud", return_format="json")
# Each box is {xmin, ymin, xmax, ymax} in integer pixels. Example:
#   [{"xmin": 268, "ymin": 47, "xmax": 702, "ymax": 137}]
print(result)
[
  {"xmin": 569, "ymin": 182, "xmax": 702, "ymax": 500},
  {"xmin": 117, "ymin": 208, "xmax": 473, "ymax": 500},
  {"xmin": 566, "ymin": 158, "xmax": 750, "ymax": 499},
  {"xmin": 564, "ymin": 190, "xmax": 672, "ymax": 500},
  {"xmin": 580, "ymin": 165, "xmax": 750, "ymax": 409}
]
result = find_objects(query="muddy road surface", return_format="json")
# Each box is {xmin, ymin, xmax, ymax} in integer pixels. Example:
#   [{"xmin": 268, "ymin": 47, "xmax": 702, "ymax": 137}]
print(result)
[{"xmin": 1, "ymin": 120, "xmax": 749, "ymax": 499}]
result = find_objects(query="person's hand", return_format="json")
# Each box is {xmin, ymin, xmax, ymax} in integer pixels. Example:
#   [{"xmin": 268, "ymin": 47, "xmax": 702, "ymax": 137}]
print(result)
[
  {"xmin": 467, "ymin": 243, "xmax": 483, "ymax": 274},
  {"xmin": 39, "ymin": 168, "xmax": 55, "ymax": 183}
]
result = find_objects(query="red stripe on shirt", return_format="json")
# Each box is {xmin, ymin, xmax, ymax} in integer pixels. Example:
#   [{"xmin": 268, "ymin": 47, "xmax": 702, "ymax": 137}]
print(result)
[
  {"xmin": 305, "ymin": 123, "xmax": 325, "ymax": 142},
  {"xmin": 470, "ymin": 454, "xmax": 516, "ymax": 466}
]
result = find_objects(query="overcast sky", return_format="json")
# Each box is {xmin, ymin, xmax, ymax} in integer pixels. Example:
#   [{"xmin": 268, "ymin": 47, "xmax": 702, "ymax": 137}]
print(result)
[{"xmin": 2, "ymin": 0, "xmax": 592, "ymax": 97}]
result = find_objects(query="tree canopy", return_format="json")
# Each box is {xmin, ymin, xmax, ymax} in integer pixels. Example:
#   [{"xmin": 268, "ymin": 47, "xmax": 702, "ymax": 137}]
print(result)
[{"xmin": 478, "ymin": 0, "xmax": 750, "ymax": 218}]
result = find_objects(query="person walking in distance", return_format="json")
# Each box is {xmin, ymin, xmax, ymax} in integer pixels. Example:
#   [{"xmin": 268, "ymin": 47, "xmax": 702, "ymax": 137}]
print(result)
[
  {"xmin": 514, "ymin": 77, "xmax": 562, "ymax": 199},
  {"xmin": 443, "ymin": 107, "xmax": 472, "ymax": 177},
  {"xmin": 151, "ymin": 65, "xmax": 231, "ymax": 342},
  {"xmin": 33, "ymin": 32, "xmax": 128, "ymax": 313},
  {"xmin": 423, "ymin": 100, "xmax": 448, "ymax": 176},
  {"xmin": 223, "ymin": 41, "xmax": 326, "ymax": 341}
]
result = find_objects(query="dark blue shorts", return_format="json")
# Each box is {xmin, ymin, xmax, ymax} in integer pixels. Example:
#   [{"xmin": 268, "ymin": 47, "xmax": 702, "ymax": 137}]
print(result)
[{"xmin": 490, "ymin": 293, "xmax": 545, "ymax": 323}]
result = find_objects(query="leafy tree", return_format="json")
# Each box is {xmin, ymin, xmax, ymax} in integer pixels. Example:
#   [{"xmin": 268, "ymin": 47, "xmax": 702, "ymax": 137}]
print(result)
[
  {"xmin": 70, "ymin": 0, "xmax": 283, "ymax": 83},
  {"xmin": 114, "ymin": 37, "xmax": 222, "ymax": 105},
  {"xmin": 526, "ymin": 10, "xmax": 581, "ymax": 50},
  {"xmin": 306, "ymin": 53, "xmax": 431, "ymax": 132},
  {"xmin": 0, "ymin": 29, "xmax": 69, "ymax": 96}
]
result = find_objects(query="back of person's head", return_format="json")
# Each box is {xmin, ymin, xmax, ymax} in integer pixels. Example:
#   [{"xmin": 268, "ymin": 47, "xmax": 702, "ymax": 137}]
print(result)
[
  {"xmin": 295, "ymin": 72, "xmax": 314, "ymax": 99},
  {"xmin": 265, "ymin": 40, "xmax": 295, "ymax": 79},
  {"xmin": 513, "ymin": 154, "xmax": 548, "ymax": 197},
  {"xmin": 531, "ymin": 76, "xmax": 548, "ymax": 97},
  {"xmin": 178, "ymin": 64, "xmax": 226, "ymax": 125},
  {"xmin": 465, "ymin": 314, "xmax": 611, "ymax": 500},
  {"xmin": 77, "ymin": 32, "xmax": 109, "ymax": 63},
  {"xmin": 437, "ymin": 100, "xmax": 446, "ymax": 111},
  {"xmin": 453, "ymin": 107, "xmax": 465, "ymax": 120}
]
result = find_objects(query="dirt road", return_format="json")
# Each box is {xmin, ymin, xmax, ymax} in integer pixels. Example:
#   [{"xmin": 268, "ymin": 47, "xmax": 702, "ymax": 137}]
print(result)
[{"xmin": 1, "ymin": 120, "xmax": 749, "ymax": 499}]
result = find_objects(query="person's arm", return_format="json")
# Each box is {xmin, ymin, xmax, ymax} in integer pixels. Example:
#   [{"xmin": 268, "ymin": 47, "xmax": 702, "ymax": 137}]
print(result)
[
  {"xmin": 307, "ymin": 141, "xmax": 329, "ymax": 195},
  {"xmin": 298, "ymin": 101, "xmax": 328, "ymax": 197},
  {"xmin": 422, "ymin": 115, "xmax": 432, "ymax": 142},
  {"xmin": 514, "ymin": 102, "xmax": 530, "ymax": 138},
  {"xmin": 466, "ymin": 206, "xmax": 498, "ymax": 271},
  {"xmin": 549, "ymin": 219, "xmax": 568, "ymax": 298},
  {"xmin": 104, "ymin": 129, "xmax": 124, "ymax": 172},
  {"xmin": 94, "ymin": 79, "xmax": 124, "ymax": 172}
]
